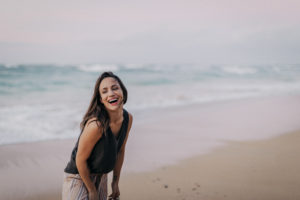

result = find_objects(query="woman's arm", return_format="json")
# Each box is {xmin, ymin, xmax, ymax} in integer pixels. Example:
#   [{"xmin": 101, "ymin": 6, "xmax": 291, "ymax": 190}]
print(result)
[
  {"xmin": 109, "ymin": 113, "xmax": 133, "ymax": 199},
  {"xmin": 76, "ymin": 120, "xmax": 102, "ymax": 198}
]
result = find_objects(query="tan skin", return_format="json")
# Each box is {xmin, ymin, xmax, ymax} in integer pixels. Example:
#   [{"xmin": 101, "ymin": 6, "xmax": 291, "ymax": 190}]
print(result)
[{"xmin": 76, "ymin": 77, "xmax": 133, "ymax": 200}]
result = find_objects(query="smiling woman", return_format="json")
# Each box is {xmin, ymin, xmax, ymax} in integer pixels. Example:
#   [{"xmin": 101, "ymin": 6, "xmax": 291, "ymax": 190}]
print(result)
[{"xmin": 62, "ymin": 72, "xmax": 133, "ymax": 200}]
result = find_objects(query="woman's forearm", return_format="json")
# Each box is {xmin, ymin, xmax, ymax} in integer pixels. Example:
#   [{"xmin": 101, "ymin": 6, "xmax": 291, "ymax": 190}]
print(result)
[
  {"xmin": 113, "ymin": 150, "xmax": 125, "ymax": 184},
  {"xmin": 76, "ymin": 158, "xmax": 96, "ymax": 192}
]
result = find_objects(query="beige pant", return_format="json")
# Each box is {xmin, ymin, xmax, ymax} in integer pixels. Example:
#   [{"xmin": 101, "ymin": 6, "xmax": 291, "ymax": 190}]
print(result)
[{"xmin": 62, "ymin": 172, "xmax": 107, "ymax": 200}]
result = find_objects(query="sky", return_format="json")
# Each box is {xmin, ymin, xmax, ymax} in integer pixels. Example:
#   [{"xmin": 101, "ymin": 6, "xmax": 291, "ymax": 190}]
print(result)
[{"xmin": 0, "ymin": 0, "xmax": 300, "ymax": 64}]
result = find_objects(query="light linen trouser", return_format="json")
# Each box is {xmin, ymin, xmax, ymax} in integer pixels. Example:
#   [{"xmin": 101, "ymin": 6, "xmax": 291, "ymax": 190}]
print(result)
[{"xmin": 62, "ymin": 172, "xmax": 107, "ymax": 200}]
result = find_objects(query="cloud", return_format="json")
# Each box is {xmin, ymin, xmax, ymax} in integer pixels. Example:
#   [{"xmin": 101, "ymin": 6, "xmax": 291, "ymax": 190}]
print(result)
[{"xmin": 1, "ymin": 0, "xmax": 300, "ymax": 64}]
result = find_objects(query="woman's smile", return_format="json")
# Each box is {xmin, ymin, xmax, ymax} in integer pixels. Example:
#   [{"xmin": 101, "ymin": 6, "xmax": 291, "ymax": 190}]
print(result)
[
  {"xmin": 99, "ymin": 77, "xmax": 124, "ymax": 110},
  {"xmin": 108, "ymin": 98, "xmax": 120, "ymax": 106}
]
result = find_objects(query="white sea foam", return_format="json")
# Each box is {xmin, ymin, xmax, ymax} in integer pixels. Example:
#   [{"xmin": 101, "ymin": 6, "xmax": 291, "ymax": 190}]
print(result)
[
  {"xmin": 123, "ymin": 64, "xmax": 144, "ymax": 69},
  {"xmin": 77, "ymin": 64, "xmax": 119, "ymax": 72},
  {"xmin": 126, "ymin": 79, "xmax": 300, "ymax": 111},
  {"xmin": 221, "ymin": 65, "xmax": 257, "ymax": 75},
  {"xmin": 1, "ymin": 63, "xmax": 300, "ymax": 145},
  {"xmin": 0, "ymin": 103, "xmax": 83, "ymax": 145}
]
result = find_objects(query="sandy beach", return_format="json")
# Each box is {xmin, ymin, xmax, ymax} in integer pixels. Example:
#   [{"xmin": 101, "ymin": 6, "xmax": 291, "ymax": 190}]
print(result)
[
  {"xmin": 1, "ymin": 95, "xmax": 300, "ymax": 200},
  {"xmin": 120, "ymin": 130, "xmax": 300, "ymax": 200},
  {"xmin": 2, "ymin": 1, "xmax": 300, "ymax": 199}
]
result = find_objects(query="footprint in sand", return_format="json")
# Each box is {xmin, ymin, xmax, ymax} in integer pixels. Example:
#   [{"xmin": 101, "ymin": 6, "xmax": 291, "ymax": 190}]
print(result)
[
  {"xmin": 195, "ymin": 182, "xmax": 200, "ymax": 188},
  {"xmin": 152, "ymin": 177, "xmax": 161, "ymax": 183}
]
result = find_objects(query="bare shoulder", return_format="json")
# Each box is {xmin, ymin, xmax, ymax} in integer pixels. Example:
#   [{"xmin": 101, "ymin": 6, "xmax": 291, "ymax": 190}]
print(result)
[
  {"xmin": 82, "ymin": 117, "xmax": 103, "ymax": 139},
  {"xmin": 77, "ymin": 118, "xmax": 103, "ymax": 160},
  {"xmin": 86, "ymin": 117, "xmax": 98, "ymax": 126}
]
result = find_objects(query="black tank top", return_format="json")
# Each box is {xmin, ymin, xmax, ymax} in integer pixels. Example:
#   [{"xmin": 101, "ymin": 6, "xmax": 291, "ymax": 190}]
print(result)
[{"xmin": 64, "ymin": 109, "xmax": 129, "ymax": 174}]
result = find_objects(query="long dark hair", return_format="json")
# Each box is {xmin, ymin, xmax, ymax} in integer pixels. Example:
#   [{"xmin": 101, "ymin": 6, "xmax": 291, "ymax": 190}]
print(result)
[{"xmin": 80, "ymin": 71, "xmax": 128, "ymax": 133}]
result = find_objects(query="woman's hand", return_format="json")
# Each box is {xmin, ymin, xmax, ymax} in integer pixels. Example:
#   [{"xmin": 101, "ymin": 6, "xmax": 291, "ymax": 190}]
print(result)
[
  {"xmin": 108, "ymin": 181, "xmax": 120, "ymax": 200},
  {"xmin": 88, "ymin": 189, "xmax": 99, "ymax": 200}
]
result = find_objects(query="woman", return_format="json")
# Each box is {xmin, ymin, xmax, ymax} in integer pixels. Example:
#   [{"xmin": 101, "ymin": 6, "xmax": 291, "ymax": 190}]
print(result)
[{"xmin": 62, "ymin": 72, "xmax": 133, "ymax": 200}]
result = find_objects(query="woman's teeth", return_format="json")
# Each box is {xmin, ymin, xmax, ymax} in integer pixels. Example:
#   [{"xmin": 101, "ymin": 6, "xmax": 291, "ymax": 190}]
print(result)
[{"xmin": 109, "ymin": 99, "xmax": 118, "ymax": 104}]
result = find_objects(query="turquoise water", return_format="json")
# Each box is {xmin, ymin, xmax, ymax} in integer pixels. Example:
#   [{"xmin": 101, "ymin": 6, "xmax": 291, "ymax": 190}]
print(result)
[
  {"xmin": 1, "ymin": 63, "xmax": 299, "ymax": 95},
  {"xmin": 0, "ymin": 63, "xmax": 300, "ymax": 145}
]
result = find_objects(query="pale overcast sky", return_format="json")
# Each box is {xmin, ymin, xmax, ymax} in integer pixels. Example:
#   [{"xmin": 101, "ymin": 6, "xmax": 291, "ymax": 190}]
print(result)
[{"xmin": 1, "ymin": 0, "xmax": 300, "ymax": 64}]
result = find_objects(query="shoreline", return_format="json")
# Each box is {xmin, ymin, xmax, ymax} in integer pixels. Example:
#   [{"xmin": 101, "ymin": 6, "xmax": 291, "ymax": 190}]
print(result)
[{"xmin": 1, "ymin": 93, "xmax": 300, "ymax": 147}]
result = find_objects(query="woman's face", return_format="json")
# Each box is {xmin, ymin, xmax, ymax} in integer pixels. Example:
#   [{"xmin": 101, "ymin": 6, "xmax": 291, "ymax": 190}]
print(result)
[{"xmin": 99, "ymin": 77, "xmax": 124, "ymax": 111}]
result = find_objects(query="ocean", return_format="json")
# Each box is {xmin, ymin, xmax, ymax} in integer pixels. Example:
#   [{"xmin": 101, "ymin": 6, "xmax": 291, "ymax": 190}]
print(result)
[{"xmin": 0, "ymin": 63, "xmax": 300, "ymax": 145}]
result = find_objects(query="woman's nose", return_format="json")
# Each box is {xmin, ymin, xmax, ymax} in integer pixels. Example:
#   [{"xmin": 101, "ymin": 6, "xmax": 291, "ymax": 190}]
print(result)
[{"xmin": 107, "ymin": 89, "xmax": 115, "ymax": 96}]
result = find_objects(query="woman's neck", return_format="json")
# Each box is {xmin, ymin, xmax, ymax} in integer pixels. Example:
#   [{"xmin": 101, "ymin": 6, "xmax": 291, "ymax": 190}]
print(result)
[{"xmin": 107, "ymin": 108, "xmax": 123, "ymax": 124}]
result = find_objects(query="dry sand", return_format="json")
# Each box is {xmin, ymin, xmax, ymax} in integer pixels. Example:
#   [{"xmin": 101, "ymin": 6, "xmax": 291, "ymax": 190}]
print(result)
[{"xmin": 120, "ymin": 130, "xmax": 300, "ymax": 200}]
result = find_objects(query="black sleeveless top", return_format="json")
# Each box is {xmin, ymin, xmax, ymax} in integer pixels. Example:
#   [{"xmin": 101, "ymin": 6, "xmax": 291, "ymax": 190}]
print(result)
[{"xmin": 64, "ymin": 109, "xmax": 129, "ymax": 174}]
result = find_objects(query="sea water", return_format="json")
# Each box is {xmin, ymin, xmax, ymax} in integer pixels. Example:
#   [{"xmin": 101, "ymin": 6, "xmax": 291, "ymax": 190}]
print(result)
[{"xmin": 0, "ymin": 63, "xmax": 300, "ymax": 145}]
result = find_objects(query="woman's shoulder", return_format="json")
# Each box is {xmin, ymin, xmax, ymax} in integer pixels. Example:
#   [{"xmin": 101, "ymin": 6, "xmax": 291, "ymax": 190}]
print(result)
[{"xmin": 85, "ymin": 117, "xmax": 102, "ymax": 131}]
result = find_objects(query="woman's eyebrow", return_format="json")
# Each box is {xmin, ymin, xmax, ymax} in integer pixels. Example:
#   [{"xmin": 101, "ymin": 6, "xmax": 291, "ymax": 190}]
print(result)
[{"xmin": 101, "ymin": 84, "xmax": 118, "ymax": 90}]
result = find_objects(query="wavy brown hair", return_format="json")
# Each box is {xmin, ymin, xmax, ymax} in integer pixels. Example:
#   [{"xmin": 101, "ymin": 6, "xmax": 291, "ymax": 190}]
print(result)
[{"xmin": 80, "ymin": 71, "xmax": 128, "ymax": 134}]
